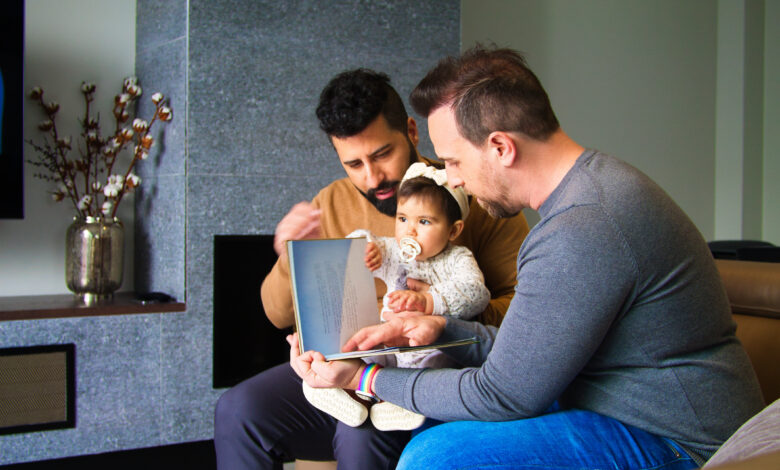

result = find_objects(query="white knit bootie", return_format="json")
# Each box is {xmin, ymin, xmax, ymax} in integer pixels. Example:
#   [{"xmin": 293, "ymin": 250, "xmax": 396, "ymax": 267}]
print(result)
[
  {"xmin": 302, "ymin": 382, "xmax": 369, "ymax": 427},
  {"xmin": 369, "ymin": 401, "xmax": 426, "ymax": 431}
]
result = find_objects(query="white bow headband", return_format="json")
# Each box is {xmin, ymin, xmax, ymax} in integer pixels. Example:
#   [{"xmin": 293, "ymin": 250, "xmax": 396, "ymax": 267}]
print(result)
[{"xmin": 401, "ymin": 162, "xmax": 470, "ymax": 220}]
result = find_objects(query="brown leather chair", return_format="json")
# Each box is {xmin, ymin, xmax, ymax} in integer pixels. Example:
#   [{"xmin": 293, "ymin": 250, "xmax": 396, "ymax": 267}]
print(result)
[{"xmin": 715, "ymin": 259, "xmax": 780, "ymax": 404}]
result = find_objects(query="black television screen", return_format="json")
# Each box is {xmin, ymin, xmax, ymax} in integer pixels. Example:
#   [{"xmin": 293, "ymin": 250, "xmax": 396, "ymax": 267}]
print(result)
[{"xmin": 0, "ymin": 0, "xmax": 25, "ymax": 219}]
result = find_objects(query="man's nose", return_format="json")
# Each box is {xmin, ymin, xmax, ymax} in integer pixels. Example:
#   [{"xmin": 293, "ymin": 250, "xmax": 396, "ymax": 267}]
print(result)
[
  {"xmin": 444, "ymin": 166, "xmax": 464, "ymax": 188},
  {"xmin": 365, "ymin": 163, "xmax": 382, "ymax": 188},
  {"xmin": 448, "ymin": 173, "xmax": 464, "ymax": 188}
]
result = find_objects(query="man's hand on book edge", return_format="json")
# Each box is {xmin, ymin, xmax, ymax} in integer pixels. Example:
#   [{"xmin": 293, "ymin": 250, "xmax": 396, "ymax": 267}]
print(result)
[{"xmin": 342, "ymin": 314, "xmax": 447, "ymax": 352}]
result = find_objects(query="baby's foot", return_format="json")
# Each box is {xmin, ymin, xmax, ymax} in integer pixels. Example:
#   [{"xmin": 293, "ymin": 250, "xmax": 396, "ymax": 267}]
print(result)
[
  {"xmin": 369, "ymin": 401, "xmax": 426, "ymax": 431},
  {"xmin": 302, "ymin": 382, "xmax": 368, "ymax": 427}
]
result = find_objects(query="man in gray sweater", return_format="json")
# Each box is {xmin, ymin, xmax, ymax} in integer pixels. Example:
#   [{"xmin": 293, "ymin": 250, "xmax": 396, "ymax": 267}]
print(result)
[{"xmin": 289, "ymin": 46, "xmax": 765, "ymax": 469}]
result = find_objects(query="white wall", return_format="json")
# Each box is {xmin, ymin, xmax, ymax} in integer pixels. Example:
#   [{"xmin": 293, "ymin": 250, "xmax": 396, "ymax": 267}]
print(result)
[
  {"xmin": 0, "ymin": 0, "xmax": 136, "ymax": 296},
  {"xmin": 762, "ymin": 0, "xmax": 780, "ymax": 243},
  {"xmin": 462, "ymin": 0, "xmax": 778, "ymax": 244},
  {"xmin": 714, "ymin": 0, "xmax": 767, "ymax": 241}
]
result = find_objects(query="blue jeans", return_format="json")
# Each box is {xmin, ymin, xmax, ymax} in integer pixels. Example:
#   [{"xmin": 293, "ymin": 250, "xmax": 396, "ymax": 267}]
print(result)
[{"xmin": 398, "ymin": 408, "xmax": 699, "ymax": 470}]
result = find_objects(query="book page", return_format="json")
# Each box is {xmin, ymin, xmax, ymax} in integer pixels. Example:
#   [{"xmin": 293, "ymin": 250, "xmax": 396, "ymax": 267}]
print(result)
[
  {"xmin": 340, "ymin": 239, "xmax": 380, "ymax": 345},
  {"xmin": 312, "ymin": 260, "xmax": 343, "ymax": 335},
  {"xmin": 289, "ymin": 238, "xmax": 378, "ymax": 356}
]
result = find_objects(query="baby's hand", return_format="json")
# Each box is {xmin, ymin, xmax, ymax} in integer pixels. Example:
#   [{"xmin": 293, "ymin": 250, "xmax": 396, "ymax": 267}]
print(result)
[
  {"xmin": 387, "ymin": 290, "xmax": 429, "ymax": 314},
  {"xmin": 364, "ymin": 242, "xmax": 382, "ymax": 271}
]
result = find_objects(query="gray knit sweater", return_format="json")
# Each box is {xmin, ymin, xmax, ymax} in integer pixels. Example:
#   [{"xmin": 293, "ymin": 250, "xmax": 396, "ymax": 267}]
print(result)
[{"xmin": 374, "ymin": 150, "xmax": 764, "ymax": 462}]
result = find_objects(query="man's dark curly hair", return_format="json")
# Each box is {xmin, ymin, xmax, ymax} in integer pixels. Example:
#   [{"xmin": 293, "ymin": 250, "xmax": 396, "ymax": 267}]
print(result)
[{"xmin": 316, "ymin": 69, "xmax": 409, "ymax": 138}]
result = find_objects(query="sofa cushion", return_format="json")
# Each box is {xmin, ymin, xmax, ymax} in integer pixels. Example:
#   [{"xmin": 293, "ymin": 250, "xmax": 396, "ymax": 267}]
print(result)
[
  {"xmin": 703, "ymin": 399, "xmax": 780, "ymax": 467},
  {"xmin": 704, "ymin": 450, "xmax": 780, "ymax": 469}
]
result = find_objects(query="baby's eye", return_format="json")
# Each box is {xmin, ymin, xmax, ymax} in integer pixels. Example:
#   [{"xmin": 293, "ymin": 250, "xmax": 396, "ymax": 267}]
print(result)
[
  {"xmin": 398, "ymin": 216, "xmax": 407, "ymax": 223},
  {"xmin": 420, "ymin": 219, "xmax": 431, "ymax": 225}
]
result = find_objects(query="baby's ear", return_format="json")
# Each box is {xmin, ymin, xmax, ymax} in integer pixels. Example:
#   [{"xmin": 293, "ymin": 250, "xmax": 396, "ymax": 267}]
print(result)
[{"xmin": 449, "ymin": 220, "xmax": 465, "ymax": 241}]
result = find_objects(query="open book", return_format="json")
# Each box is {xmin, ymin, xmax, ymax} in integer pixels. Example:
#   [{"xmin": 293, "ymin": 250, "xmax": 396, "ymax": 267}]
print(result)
[{"xmin": 288, "ymin": 237, "xmax": 477, "ymax": 360}]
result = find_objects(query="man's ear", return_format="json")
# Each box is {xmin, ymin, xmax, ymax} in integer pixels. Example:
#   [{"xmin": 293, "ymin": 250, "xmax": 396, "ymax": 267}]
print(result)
[
  {"xmin": 449, "ymin": 220, "xmax": 465, "ymax": 241},
  {"xmin": 407, "ymin": 117, "xmax": 420, "ymax": 147},
  {"xmin": 488, "ymin": 131, "xmax": 517, "ymax": 168}
]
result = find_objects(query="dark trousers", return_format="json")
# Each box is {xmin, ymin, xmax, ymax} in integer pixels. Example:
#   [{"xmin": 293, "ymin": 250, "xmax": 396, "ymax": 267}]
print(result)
[{"xmin": 214, "ymin": 362, "xmax": 410, "ymax": 470}]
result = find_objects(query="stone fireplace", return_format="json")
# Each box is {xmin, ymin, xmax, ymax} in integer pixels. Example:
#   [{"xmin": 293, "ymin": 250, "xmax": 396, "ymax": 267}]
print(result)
[{"xmin": 212, "ymin": 234, "xmax": 290, "ymax": 388}]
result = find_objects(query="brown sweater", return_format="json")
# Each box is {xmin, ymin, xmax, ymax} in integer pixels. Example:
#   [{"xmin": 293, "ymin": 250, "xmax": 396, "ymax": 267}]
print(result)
[{"xmin": 261, "ymin": 169, "xmax": 529, "ymax": 329}]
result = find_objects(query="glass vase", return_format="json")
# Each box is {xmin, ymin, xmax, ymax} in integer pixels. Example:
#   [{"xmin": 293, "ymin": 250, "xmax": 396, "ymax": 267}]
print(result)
[{"xmin": 65, "ymin": 216, "xmax": 124, "ymax": 304}]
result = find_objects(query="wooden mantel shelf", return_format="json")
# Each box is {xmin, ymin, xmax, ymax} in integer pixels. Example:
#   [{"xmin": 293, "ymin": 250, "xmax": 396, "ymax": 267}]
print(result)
[{"xmin": 0, "ymin": 292, "xmax": 186, "ymax": 322}]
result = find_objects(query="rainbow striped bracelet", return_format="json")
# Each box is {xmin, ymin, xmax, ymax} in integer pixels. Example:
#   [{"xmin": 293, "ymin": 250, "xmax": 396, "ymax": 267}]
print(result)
[{"xmin": 356, "ymin": 363, "xmax": 382, "ymax": 400}]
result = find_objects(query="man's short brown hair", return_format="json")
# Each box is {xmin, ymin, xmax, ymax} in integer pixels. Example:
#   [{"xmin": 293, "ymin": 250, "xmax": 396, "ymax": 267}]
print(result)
[{"xmin": 410, "ymin": 45, "xmax": 559, "ymax": 146}]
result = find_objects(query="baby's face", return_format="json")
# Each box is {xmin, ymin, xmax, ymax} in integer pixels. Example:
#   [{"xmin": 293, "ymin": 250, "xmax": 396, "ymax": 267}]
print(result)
[{"xmin": 394, "ymin": 195, "xmax": 454, "ymax": 261}]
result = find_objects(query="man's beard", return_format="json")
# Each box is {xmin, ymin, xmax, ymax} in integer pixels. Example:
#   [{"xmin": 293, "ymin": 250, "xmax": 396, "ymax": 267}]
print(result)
[
  {"xmin": 478, "ymin": 198, "xmax": 519, "ymax": 219},
  {"xmin": 359, "ymin": 138, "xmax": 418, "ymax": 217},
  {"xmin": 475, "ymin": 160, "xmax": 520, "ymax": 219},
  {"xmin": 363, "ymin": 181, "xmax": 400, "ymax": 216}
]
